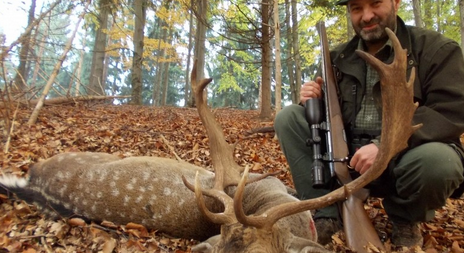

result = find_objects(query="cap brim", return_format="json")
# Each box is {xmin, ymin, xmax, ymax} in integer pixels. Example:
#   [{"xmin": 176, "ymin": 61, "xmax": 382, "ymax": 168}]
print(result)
[{"xmin": 336, "ymin": 0, "xmax": 349, "ymax": 5}]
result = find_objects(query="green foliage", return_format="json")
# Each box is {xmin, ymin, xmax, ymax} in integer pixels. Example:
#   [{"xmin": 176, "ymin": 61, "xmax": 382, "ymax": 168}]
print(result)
[{"xmin": 3, "ymin": 0, "xmax": 462, "ymax": 107}]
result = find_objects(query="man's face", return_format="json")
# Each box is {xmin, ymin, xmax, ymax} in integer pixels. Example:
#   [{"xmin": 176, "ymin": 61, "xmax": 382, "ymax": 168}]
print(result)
[{"xmin": 348, "ymin": 0, "xmax": 400, "ymax": 43}]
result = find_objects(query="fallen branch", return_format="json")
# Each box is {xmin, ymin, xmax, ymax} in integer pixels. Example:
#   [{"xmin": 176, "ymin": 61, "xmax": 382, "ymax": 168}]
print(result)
[
  {"xmin": 29, "ymin": 95, "xmax": 131, "ymax": 106},
  {"xmin": 244, "ymin": 126, "xmax": 275, "ymax": 136},
  {"xmin": 0, "ymin": 95, "xmax": 131, "ymax": 108}
]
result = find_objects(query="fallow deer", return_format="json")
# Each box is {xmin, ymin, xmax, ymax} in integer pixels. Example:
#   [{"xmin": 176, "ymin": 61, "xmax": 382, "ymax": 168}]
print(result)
[
  {"xmin": 186, "ymin": 27, "xmax": 421, "ymax": 252},
  {"xmin": 0, "ymin": 60, "xmax": 316, "ymax": 248}
]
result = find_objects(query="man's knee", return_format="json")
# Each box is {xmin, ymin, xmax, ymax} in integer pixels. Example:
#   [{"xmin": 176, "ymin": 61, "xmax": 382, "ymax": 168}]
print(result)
[
  {"xmin": 274, "ymin": 104, "xmax": 305, "ymax": 134},
  {"xmin": 395, "ymin": 142, "xmax": 464, "ymax": 195}
]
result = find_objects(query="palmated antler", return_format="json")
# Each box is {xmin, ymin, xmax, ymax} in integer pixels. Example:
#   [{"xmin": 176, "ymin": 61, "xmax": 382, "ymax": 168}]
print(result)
[
  {"xmin": 234, "ymin": 28, "xmax": 422, "ymax": 229},
  {"xmin": 181, "ymin": 60, "xmax": 245, "ymax": 225}
]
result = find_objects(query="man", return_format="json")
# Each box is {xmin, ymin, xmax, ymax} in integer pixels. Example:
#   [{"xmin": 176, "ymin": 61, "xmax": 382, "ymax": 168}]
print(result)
[{"xmin": 274, "ymin": 0, "xmax": 464, "ymax": 247}]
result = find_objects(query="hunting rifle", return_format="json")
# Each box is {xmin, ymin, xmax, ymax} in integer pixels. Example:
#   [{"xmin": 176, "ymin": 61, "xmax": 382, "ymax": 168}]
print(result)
[{"xmin": 305, "ymin": 21, "xmax": 386, "ymax": 252}]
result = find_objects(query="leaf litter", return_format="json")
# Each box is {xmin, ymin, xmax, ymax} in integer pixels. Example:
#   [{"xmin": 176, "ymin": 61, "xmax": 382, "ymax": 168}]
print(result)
[{"xmin": 0, "ymin": 103, "xmax": 463, "ymax": 252}]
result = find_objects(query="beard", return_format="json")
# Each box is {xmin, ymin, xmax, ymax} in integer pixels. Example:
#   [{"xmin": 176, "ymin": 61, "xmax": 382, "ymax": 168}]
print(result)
[{"xmin": 354, "ymin": 8, "xmax": 397, "ymax": 43}]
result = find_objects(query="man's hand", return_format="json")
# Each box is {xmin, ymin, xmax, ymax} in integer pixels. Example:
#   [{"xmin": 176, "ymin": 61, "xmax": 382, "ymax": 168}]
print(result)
[
  {"xmin": 349, "ymin": 143, "xmax": 379, "ymax": 174},
  {"xmin": 300, "ymin": 77, "xmax": 323, "ymax": 104}
]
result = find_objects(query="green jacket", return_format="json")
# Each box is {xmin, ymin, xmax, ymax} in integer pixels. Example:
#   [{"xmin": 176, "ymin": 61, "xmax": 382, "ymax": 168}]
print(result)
[{"xmin": 330, "ymin": 17, "xmax": 464, "ymax": 153}]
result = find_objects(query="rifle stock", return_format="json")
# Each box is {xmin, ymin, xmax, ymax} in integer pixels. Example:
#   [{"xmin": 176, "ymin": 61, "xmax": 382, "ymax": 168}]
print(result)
[{"xmin": 316, "ymin": 21, "xmax": 385, "ymax": 252}]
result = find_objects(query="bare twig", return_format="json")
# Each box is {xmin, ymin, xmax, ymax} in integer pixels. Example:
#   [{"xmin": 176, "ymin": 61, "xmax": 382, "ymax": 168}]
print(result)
[
  {"xmin": 160, "ymin": 134, "xmax": 182, "ymax": 161},
  {"xmin": 3, "ymin": 102, "xmax": 19, "ymax": 154}
]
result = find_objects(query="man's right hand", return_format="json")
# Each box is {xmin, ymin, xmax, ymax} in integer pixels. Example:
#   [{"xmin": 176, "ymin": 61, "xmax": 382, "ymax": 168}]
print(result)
[{"xmin": 300, "ymin": 76, "xmax": 323, "ymax": 104}]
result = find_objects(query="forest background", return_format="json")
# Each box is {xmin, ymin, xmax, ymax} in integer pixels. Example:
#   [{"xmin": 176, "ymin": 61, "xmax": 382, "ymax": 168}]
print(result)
[{"xmin": 1, "ymin": 0, "xmax": 462, "ymax": 120}]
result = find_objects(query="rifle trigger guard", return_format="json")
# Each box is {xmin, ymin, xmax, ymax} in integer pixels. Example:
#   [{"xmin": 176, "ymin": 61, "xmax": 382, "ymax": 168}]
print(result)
[{"xmin": 333, "ymin": 156, "xmax": 349, "ymax": 163}]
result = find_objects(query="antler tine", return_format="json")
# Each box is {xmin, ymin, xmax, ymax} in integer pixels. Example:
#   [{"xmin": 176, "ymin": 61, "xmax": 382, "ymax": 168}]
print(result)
[
  {"xmin": 191, "ymin": 60, "xmax": 243, "ymax": 190},
  {"xmin": 181, "ymin": 60, "xmax": 245, "ymax": 225},
  {"xmin": 236, "ymin": 28, "xmax": 422, "ymax": 230},
  {"xmin": 188, "ymin": 171, "xmax": 237, "ymax": 224}
]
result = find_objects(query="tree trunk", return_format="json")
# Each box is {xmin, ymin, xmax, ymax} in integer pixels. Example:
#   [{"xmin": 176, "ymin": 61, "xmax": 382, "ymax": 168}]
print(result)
[
  {"xmin": 412, "ymin": 0, "xmax": 423, "ymax": 27},
  {"xmin": 153, "ymin": 24, "xmax": 166, "ymax": 106},
  {"xmin": 131, "ymin": 0, "xmax": 146, "ymax": 105},
  {"xmin": 191, "ymin": 0, "xmax": 208, "ymax": 107},
  {"xmin": 435, "ymin": 1, "xmax": 441, "ymax": 33},
  {"xmin": 460, "ymin": 0, "xmax": 464, "ymax": 55},
  {"xmin": 185, "ymin": 0, "xmax": 194, "ymax": 107},
  {"xmin": 75, "ymin": 33, "xmax": 87, "ymax": 96},
  {"xmin": 161, "ymin": 28, "xmax": 174, "ymax": 106},
  {"xmin": 31, "ymin": 15, "xmax": 50, "ymax": 94},
  {"xmin": 290, "ymin": 0, "xmax": 301, "ymax": 104},
  {"xmin": 273, "ymin": 0, "xmax": 282, "ymax": 113},
  {"xmin": 284, "ymin": 0, "xmax": 295, "ymax": 105},
  {"xmin": 88, "ymin": 0, "xmax": 110, "ymax": 96},
  {"xmin": 28, "ymin": 4, "xmax": 87, "ymax": 125},
  {"xmin": 423, "ymin": 0, "xmax": 433, "ymax": 29},
  {"xmin": 259, "ymin": 0, "xmax": 273, "ymax": 120},
  {"xmin": 13, "ymin": 0, "xmax": 36, "ymax": 95}
]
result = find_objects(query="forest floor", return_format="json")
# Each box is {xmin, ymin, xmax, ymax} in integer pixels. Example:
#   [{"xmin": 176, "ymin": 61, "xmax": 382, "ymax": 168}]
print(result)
[{"xmin": 0, "ymin": 103, "xmax": 463, "ymax": 253}]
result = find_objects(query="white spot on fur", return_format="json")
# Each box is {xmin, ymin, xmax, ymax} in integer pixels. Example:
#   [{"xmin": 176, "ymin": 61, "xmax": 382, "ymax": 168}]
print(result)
[
  {"xmin": 56, "ymin": 171, "xmax": 64, "ymax": 179},
  {"xmin": 126, "ymin": 183, "xmax": 134, "ymax": 190},
  {"xmin": 143, "ymin": 171, "xmax": 150, "ymax": 181},
  {"xmin": 136, "ymin": 196, "xmax": 143, "ymax": 203},
  {"xmin": 131, "ymin": 178, "xmax": 137, "ymax": 184},
  {"xmin": 70, "ymin": 153, "xmax": 78, "ymax": 157},
  {"xmin": 123, "ymin": 195, "xmax": 130, "ymax": 206},
  {"xmin": 163, "ymin": 188, "xmax": 172, "ymax": 196},
  {"xmin": 105, "ymin": 209, "xmax": 112, "ymax": 216},
  {"xmin": 110, "ymin": 181, "xmax": 116, "ymax": 187},
  {"xmin": 58, "ymin": 186, "xmax": 67, "ymax": 197},
  {"xmin": 87, "ymin": 171, "xmax": 94, "ymax": 181},
  {"xmin": 75, "ymin": 157, "xmax": 85, "ymax": 164},
  {"xmin": 57, "ymin": 155, "xmax": 65, "ymax": 162},
  {"xmin": 96, "ymin": 192, "xmax": 102, "ymax": 198},
  {"xmin": 98, "ymin": 170, "xmax": 108, "ymax": 182},
  {"xmin": 139, "ymin": 186, "xmax": 146, "ymax": 193},
  {"xmin": 91, "ymin": 205, "xmax": 96, "ymax": 212},
  {"xmin": 92, "ymin": 155, "xmax": 101, "ymax": 159},
  {"xmin": 178, "ymin": 199, "xmax": 185, "ymax": 206},
  {"xmin": 112, "ymin": 189, "xmax": 120, "ymax": 197},
  {"xmin": 149, "ymin": 195, "xmax": 157, "ymax": 205}
]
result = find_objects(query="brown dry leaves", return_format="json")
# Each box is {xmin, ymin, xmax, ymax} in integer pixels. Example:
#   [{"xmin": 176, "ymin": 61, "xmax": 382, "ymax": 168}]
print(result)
[{"xmin": 0, "ymin": 104, "xmax": 463, "ymax": 252}]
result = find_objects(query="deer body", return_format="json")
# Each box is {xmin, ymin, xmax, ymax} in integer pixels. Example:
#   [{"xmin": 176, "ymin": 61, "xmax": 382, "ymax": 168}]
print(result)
[{"xmin": 0, "ymin": 152, "xmax": 316, "ymax": 242}]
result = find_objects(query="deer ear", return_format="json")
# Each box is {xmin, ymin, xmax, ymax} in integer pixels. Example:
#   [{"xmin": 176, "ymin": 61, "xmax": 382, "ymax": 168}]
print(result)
[
  {"xmin": 285, "ymin": 235, "xmax": 330, "ymax": 253},
  {"xmin": 191, "ymin": 235, "xmax": 221, "ymax": 252}
]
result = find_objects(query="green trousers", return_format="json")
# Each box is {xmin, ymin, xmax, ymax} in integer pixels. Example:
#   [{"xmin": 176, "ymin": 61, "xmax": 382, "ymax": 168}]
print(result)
[{"xmin": 274, "ymin": 104, "xmax": 464, "ymax": 223}]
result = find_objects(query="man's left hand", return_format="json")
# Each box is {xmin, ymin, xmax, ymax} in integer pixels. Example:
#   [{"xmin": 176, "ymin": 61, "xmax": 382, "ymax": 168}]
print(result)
[{"xmin": 349, "ymin": 143, "xmax": 379, "ymax": 174}]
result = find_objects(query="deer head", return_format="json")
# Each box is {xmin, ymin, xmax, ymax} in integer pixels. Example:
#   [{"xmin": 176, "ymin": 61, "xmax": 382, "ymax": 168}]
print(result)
[{"xmin": 186, "ymin": 28, "xmax": 421, "ymax": 253}]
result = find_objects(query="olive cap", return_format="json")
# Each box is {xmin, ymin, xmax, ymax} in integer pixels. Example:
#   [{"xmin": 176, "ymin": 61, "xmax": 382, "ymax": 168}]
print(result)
[{"xmin": 336, "ymin": 0, "xmax": 349, "ymax": 5}]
